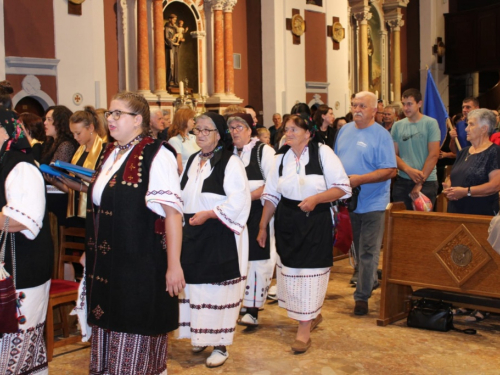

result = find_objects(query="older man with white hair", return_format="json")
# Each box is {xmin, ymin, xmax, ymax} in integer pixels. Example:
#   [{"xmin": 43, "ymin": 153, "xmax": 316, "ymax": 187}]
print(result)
[
  {"xmin": 150, "ymin": 106, "xmax": 169, "ymax": 140},
  {"xmin": 335, "ymin": 91, "xmax": 397, "ymax": 316}
]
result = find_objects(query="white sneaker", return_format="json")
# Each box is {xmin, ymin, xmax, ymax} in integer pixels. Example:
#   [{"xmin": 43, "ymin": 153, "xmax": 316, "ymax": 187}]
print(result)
[
  {"xmin": 206, "ymin": 349, "xmax": 228, "ymax": 368},
  {"xmin": 267, "ymin": 285, "xmax": 278, "ymax": 300},
  {"xmin": 238, "ymin": 313, "xmax": 258, "ymax": 326},
  {"xmin": 192, "ymin": 346, "xmax": 207, "ymax": 353}
]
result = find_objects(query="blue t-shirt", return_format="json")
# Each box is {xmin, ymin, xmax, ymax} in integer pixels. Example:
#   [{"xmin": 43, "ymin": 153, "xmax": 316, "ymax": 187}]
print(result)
[
  {"xmin": 335, "ymin": 122, "xmax": 397, "ymax": 214},
  {"xmin": 455, "ymin": 120, "xmax": 471, "ymax": 148}
]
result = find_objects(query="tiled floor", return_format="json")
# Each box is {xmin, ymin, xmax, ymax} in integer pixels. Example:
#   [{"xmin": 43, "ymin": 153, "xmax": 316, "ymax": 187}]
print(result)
[{"xmin": 49, "ymin": 259, "xmax": 500, "ymax": 374}]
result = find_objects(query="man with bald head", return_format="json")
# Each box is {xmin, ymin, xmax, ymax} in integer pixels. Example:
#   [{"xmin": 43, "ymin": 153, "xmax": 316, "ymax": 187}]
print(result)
[{"xmin": 335, "ymin": 91, "xmax": 397, "ymax": 316}]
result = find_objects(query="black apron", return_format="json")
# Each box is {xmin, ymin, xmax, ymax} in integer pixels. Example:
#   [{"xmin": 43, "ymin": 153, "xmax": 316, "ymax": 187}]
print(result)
[
  {"xmin": 275, "ymin": 197, "xmax": 333, "ymax": 269},
  {"xmin": 244, "ymin": 142, "xmax": 270, "ymax": 261}
]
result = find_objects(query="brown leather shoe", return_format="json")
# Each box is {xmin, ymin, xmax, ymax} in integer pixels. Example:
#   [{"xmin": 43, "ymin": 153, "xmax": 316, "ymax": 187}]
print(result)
[
  {"xmin": 354, "ymin": 300, "xmax": 368, "ymax": 315},
  {"xmin": 291, "ymin": 338, "xmax": 311, "ymax": 353},
  {"xmin": 310, "ymin": 314, "xmax": 323, "ymax": 331}
]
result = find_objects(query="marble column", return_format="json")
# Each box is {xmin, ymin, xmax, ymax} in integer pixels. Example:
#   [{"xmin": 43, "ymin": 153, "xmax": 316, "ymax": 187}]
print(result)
[
  {"xmin": 223, "ymin": 0, "xmax": 237, "ymax": 95},
  {"xmin": 153, "ymin": 0, "xmax": 168, "ymax": 95},
  {"xmin": 137, "ymin": 0, "xmax": 150, "ymax": 94},
  {"xmin": 388, "ymin": 15, "xmax": 404, "ymax": 104},
  {"xmin": 209, "ymin": 0, "xmax": 225, "ymax": 95},
  {"xmin": 353, "ymin": 7, "xmax": 372, "ymax": 92}
]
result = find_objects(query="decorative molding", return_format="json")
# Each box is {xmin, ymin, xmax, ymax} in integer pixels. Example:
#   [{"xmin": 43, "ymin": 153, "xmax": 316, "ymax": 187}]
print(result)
[
  {"xmin": 190, "ymin": 31, "xmax": 206, "ymax": 39},
  {"xmin": 223, "ymin": 0, "xmax": 237, "ymax": 13},
  {"xmin": 387, "ymin": 14, "xmax": 404, "ymax": 31},
  {"xmin": 206, "ymin": 0, "xmax": 225, "ymax": 11},
  {"xmin": 306, "ymin": 81, "xmax": 330, "ymax": 93},
  {"xmin": 5, "ymin": 57, "xmax": 60, "ymax": 76},
  {"xmin": 12, "ymin": 87, "xmax": 55, "ymax": 110},
  {"xmin": 352, "ymin": 7, "xmax": 372, "ymax": 25}
]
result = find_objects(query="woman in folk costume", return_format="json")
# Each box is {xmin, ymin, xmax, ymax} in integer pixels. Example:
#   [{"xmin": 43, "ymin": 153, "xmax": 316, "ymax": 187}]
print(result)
[
  {"xmin": 177, "ymin": 112, "xmax": 251, "ymax": 368},
  {"xmin": 85, "ymin": 92, "xmax": 184, "ymax": 375},
  {"xmin": 226, "ymin": 113, "xmax": 277, "ymax": 327},
  {"xmin": 258, "ymin": 114, "xmax": 351, "ymax": 353},
  {"xmin": 45, "ymin": 106, "xmax": 106, "ymax": 228},
  {"xmin": 0, "ymin": 120, "xmax": 53, "ymax": 375}
]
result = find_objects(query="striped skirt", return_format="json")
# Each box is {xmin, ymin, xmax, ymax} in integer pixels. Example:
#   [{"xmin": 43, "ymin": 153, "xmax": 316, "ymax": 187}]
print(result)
[
  {"xmin": 89, "ymin": 326, "xmax": 168, "ymax": 375},
  {"xmin": 176, "ymin": 276, "xmax": 246, "ymax": 347},
  {"xmin": 276, "ymin": 258, "xmax": 330, "ymax": 321}
]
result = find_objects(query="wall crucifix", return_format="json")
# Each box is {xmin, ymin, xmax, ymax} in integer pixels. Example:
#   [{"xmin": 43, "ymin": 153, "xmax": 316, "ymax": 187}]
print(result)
[
  {"xmin": 286, "ymin": 9, "xmax": 306, "ymax": 45},
  {"xmin": 327, "ymin": 17, "xmax": 344, "ymax": 50}
]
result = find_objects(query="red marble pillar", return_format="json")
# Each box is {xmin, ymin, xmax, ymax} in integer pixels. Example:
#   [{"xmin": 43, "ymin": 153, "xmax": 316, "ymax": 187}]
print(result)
[
  {"xmin": 213, "ymin": 7, "xmax": 224, "ymax": 94},
  {"xmin": 137, "ymin": 0, "xmax": 150, "ymax": 92},
  {"xmin": 223, "ymin": 3, "xmax": 235, "ymax": 95},
  {"xmin": 153, "ymin": 0, "xmax": 167, "ymax": 93}
]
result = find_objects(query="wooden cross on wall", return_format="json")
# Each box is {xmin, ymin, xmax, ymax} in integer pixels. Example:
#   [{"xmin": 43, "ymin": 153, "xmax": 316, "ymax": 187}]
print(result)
[
  {"xmin": 327, "ymin": 17, "xmax": 343, "ymax": 50},
  {"xmin": 286, "ymin": 9, "xmax": 306, "ymax": 45}
]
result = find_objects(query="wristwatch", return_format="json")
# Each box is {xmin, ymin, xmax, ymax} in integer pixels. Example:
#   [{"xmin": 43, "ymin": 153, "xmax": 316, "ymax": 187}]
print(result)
[{"xmin": 467, "ymin": 186, "xmax": 472, "ymax": 197}]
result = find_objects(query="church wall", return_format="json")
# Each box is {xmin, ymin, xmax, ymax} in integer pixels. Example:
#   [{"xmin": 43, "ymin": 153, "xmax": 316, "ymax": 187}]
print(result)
[
  {"xmin": 261, "ymin": 0, "xmax": 350, "ymax": 122},
  {"xmin": 104, "ymin": 0, "xmax": 119, "ymax": 107},
  {"xmin": 325, "ymin": 1, "xmax": 350, "ymax": 117},
  {"xmin": 53, "ymin": 0, "xmax": 107, "ymax": 110},
  {"xmin": 4, "ymin": 0, "xmax": 55, "ymax": 59},
  {"xmin": 420, "ymin": 0, "xmax": 449, "ymax": 110},
  {"xmin": 232, "ymin": 0, "xmax": 249, "ymax": 106},
  {"xmin": 245, "ymin": 0, "xmax": 263, "ymax": 119}
]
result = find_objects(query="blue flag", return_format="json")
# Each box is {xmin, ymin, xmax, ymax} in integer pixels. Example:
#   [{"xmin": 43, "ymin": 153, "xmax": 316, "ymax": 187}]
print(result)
[{"xmin": 423, "ymin": 70, "xmax": 448, "ymax": 145}]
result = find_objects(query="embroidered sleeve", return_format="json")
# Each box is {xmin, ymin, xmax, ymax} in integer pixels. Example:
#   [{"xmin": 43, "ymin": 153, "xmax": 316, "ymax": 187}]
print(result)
[
  {"xmin": 214, "ymin": 156, "xmax": 251, "ymax": 235},
  {"xmin": 261, "ymin": 154, "xmax": 282, "ymax": 207},
  {"xmin": 146, "ymin": 147, "xmax": 184, "ymax": 216},
  {"xmin": 320, "ymin": 145, "xmax": 352, "ymax": 199},
  {"xmin": 3, "ymin": 162, "xmax": 45, "ymax": 239}
]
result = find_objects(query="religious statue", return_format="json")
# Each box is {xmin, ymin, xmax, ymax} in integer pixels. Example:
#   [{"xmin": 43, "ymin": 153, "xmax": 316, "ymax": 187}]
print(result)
[{"xmin": 165, "ymin": 13, "xmax": 184, "ymax": 87}]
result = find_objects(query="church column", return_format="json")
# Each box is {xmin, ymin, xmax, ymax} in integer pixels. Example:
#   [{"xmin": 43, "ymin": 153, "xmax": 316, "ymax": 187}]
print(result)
[
  {"xmin": 208, "ymin": 0, "xmax": 225, "ymax": 95},
  {"xmin": 223, "ymin": 0, "xmax": 237, "ymax": 95},
  {"xmin": 153, "ymin": 0, "xmax": 168, "ymax": 95},
  {"xmin": 137, "ymin": 0, "xmax": 150, "ymax": 94},
  {"xmin": 387, "ymin": 14, "xmax": 404, "ymax": 104},
  {"xmin": 353, "ymin": 7, "xmax": 372, "ymax": 92}
]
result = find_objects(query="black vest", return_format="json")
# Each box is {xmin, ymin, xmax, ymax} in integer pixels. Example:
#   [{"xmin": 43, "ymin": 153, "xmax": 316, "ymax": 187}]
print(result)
[
  {"xmin": 245, "ymin": 141, "xmax": 265, "ymax": 181},
  {"xmin": 1, "ymin": 151, "xmax": 53, "ymax": 289},
  {"xmin": 85, "ymin": 138, "xmax": 179, "ymax": 336},
  {"xmin": 180, "ymin": 147, "xmax": 241, "ymax": 283},
  {"xmin": 277, "ymin": 141, "xmax": 323, "ymax": 178}
]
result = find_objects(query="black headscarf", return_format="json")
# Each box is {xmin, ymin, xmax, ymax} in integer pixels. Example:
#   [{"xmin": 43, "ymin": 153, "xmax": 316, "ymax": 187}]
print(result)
[
  {"xmin": 202, "ymin": 112, "xmax": 233, "ymax": 150},
  {"xmin": 0, "ymin": 109, "xmax": 31, "ymax": 154},
  {"xmin": 228, "ymin": 113, "xmax": 257, "ymax": 137}
]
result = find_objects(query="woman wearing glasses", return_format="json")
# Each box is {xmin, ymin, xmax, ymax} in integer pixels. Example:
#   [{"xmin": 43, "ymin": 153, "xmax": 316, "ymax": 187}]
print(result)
[
  {"xmin": 85, "ymin": 92, "xmax": 184, "ymax": 375},
  {"xmin": 226, "ymin": 113, "xmax": 276, "ymax": 327},
  {"xmin": 258, "ymin": 114, "xmax": 351, "ymax": 353},
  {"xmin": 177, "ymin": 112, "xmax": 251, "ymax": 368}
]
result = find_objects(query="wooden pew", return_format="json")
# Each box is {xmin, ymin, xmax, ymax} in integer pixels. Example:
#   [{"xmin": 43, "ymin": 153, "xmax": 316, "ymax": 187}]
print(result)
[{"xmin": 377, "ymin": 202, "xmax": 500, "ymax": 326}]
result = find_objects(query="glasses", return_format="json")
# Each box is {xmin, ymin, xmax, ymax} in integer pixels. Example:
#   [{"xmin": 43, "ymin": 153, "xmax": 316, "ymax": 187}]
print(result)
[
  {"xmin": 228, "ymin": 125, "xmax": 245, "ymax": 133},
  {"xmin": 192, "ymin": 128, "xmax": 218, "ymax": 136},
  {"xmin": 105, "ymin": 110, "xmax": 138, "ymax": 120},
  {"xmin": 351, "ymin": 103, "xmax": 369, "ymax": 110}
]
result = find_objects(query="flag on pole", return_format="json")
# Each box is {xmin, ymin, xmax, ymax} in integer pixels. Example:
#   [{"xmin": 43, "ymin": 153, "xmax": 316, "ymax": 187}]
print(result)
[{"xmin": 423, "ymin": 69, "xmax": 448, "ymax": 145}]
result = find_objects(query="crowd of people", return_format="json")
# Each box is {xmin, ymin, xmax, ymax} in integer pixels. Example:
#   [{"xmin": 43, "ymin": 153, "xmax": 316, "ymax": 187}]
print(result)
[{"xmin": 1, "ymin": 79, "xmax": 500, "ymax": 374}]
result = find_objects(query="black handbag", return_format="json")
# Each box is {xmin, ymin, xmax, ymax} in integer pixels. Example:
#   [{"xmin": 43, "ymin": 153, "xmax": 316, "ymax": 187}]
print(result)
[
  {"xmin": 347, "ymin": 186, "xmax": 361, "ymax": 212},
  {"xmin": 407, "ymin": 299, "xmax": 476, "ymax": 334}
]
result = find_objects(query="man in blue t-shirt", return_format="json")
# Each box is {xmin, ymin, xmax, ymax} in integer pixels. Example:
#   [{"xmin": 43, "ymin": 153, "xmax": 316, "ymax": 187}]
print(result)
[
  {"xmin": 392, "ymin": 88, "xmax": 441, "ymax": 210},
  {"xmin": 449, "ymin": 96, "xmax": 479, "ymax": 152},
  {"xmin": 335, "ymin": 91, "xmax": 397, "ymax": 316}
]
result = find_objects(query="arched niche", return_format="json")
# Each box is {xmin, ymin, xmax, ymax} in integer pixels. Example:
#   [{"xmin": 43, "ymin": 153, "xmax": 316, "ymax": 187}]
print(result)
[{"xmin": 164, "ymin": 1, "xmax": 199, "ymax": 93}]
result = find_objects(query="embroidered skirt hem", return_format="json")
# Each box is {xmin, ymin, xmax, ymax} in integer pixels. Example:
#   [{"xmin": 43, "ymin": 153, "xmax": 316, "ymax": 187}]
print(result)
[{"xmin": 276, "ymin": 258, "xmax": 330, "ymax": 321}]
